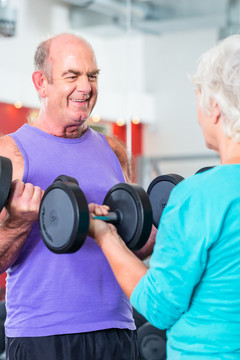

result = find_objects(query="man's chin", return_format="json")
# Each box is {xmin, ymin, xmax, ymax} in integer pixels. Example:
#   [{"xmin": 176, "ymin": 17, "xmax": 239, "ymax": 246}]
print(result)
[
  {"xmin": 69, "ymin": 108, "xmax": 93, "ymax": 123},
  {"xmin": 72, "ymin": 115, "xmax": 89, "ymax": 123}
]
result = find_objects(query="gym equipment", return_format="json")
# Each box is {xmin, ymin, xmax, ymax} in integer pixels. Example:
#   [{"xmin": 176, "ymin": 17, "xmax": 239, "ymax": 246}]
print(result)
[
  {"xmin": 39, "ymin": 175, "xmax": 90, "ymax": 254},
  {"xmin": 0, "ymin": 301, "xmax": 6, "ymax": 355},
  {"xmin": 0, "ymin": 156, "xmax": 12, "ymax": 212},
  {"xmin": 39, "ymin": 176, "xmax": 153, "ymax": 254},
  {"xmin": 195, "ymin": 166, "xmax": 214, "ymax": 174},
  {"xmin": 0, "ymin": 156, "xmax": 153, "ymax": 254},
  {"xmin": 132, "ymin": 307, "xmax": 147, "ymax": 329},
  {"xmin": 147, "ymin": 174, "xmax": 184, "ymax": 228},
  {"xmin": 147, "ymin": 165, "xmax": 215, "ymax": 229},
  {"xmin": 138, "ymin": 322, "xmax": 166, "ymax": 360},
  {"xmin": 133, "ymin": 307, "xmax": 166, "ymax": 360},
  {"xmin": 0, "ymin": 320, "xmax": 4, "ymax": 355}
]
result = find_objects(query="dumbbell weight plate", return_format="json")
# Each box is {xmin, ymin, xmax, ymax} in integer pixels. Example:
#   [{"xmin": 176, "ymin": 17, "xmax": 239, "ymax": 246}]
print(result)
[
  {"xmin": 137, "ymin": 322, "xmax": 166, "ymax": 360},
  {"xmin": 195, "ymin": 166, "xmax": 214, "ymax": 174},
  {"xmin": 103, "ymin": 183, "xmax": 153, "ymax": 251},
  {"xmin": 0, "ymin": 156, "xmax": 12, "ymax": 212},
  {"xmin": 39, "ymin": 180, "xmax": 89, "ymax": 254},
  {"xmin": 147, "ymin": 174, "xmax": 184, "ymax": 228}
]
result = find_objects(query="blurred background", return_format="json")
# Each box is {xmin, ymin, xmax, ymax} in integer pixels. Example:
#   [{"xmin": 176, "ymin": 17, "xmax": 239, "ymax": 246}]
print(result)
[
  {"xmin": 1, "ymin": 0, "xmax": 236, "ymax": 187},
  {"xmin": 1, "ymin": 1, "xmax": 240, "ymax": 358}
]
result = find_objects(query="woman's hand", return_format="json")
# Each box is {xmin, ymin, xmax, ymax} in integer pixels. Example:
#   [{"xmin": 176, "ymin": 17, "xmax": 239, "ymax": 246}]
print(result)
[
  {"xmin": 88, "ymin": 203, "xmax": 148, "ymax": 299},
  {"xmin": 88, "ymin": 203, "xmax": 118, "ymax": 245}
]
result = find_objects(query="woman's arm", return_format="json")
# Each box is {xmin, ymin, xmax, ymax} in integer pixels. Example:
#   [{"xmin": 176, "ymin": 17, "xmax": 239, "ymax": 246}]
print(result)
[{"xmin": 88, "ymin": 203, "xmax": 148, "ymax": 298}]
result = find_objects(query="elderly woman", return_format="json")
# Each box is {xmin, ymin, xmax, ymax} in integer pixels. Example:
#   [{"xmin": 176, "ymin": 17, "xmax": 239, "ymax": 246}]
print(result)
[{"xmin": 89, "ymin": 34, "xmax": 240, "ymax": 359}]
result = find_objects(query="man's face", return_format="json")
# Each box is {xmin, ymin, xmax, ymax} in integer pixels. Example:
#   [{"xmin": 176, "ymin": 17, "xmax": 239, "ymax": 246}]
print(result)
[{"xmin": 44, "ymin": 38, "xmax": 99, "ymax": 127}]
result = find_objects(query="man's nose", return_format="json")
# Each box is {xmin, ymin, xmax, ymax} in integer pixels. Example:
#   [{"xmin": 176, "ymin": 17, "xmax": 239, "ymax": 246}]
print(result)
[{"xmin": 76, "ymin": 76, "xmax": 91, "ymax": 93}]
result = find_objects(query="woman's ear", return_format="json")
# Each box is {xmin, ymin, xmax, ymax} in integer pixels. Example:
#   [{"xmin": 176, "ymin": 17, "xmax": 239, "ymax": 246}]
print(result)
[
  {"xmin": 211, "ymin": 99, "xmax": 221, "ymax": 124},
  {"xmin": 32, "ymin": 71, "xmax": 47, "ymax": 98}
]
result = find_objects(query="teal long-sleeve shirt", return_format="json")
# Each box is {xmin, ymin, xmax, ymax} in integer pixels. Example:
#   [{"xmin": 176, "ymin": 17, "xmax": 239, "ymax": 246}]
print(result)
[{"xmin": 131, "ymin": 165, "xmax": 240, "ymax": 359}]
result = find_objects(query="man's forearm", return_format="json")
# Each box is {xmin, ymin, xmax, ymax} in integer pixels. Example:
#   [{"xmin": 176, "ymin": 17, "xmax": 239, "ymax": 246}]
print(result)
[{"xmin": 0, "ymin": 217, "xmax": 32, "ymax": 273}]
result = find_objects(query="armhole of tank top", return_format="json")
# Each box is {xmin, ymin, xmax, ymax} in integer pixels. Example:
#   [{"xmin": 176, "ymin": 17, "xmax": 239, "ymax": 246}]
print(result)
[
  {"xmin": 9, "ymin": 134, "xmax": 29, "ymax": 182},
  {"xmin": 100, "ymin": 133, "xmax": 125, "ymax": 183}
]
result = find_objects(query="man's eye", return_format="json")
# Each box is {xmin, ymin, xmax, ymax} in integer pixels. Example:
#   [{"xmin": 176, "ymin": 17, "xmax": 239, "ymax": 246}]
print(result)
[
  {"xmin": 66, "ymin": 76, "xmax": 77, "ymax": 80},
  {"xmin": 89, "ymin": 75, "xmax": 97, "ymax": 81}
]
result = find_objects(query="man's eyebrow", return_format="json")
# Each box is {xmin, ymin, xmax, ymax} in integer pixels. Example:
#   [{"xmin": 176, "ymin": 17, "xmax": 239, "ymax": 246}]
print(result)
[
  {"xmin": 89, "ymin": 69, "xmax": 101, "ymax": 75},
  {"xmin": 62, "ymin": 69, "xmax": 100, "ymax": 77},
  {"xmin": 62, "ymin": 70, "xmax": 81, "ymax": 77}
]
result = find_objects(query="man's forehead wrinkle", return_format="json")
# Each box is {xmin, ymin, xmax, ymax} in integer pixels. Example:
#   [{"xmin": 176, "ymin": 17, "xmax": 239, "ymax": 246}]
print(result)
[
  {"xmin": 62, "ymin": 69, "xmax": 81, "ymax": 76},
  {"xmin": 61, "ymin": 69, "xmax": 100, "ymax": 76}
]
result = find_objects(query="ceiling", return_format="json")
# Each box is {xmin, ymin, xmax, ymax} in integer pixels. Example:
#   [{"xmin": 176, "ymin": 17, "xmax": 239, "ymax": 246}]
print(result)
[
  {"xmin": 1, "ymin": 0, "xmax": 240, "ymax": 37},
  {"xmin": 59, "ymin": 0, "xmax": 240, "ymax": 37},
  {"xmin": 0, "ymin": 0, "xmax": 17, "ymax": 36}
]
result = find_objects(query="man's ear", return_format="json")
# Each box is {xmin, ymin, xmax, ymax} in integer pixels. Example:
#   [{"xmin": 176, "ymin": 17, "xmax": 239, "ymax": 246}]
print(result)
[
  {"xmin": 32, "ymin": 71, "xmax": 48, "ymax": 98},
  {"xmin": 211, "ymin": 99, "xmax": 221, "ymax": 124}
]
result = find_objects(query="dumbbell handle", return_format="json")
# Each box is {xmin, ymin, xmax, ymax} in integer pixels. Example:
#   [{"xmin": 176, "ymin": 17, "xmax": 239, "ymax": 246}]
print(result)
[{"xmin": 93, "ymin": 210, "xmax": 122, "ymax": 224}]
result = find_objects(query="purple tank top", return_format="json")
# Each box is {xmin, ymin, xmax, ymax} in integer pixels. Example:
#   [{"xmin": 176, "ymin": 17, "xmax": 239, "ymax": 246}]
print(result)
[{"xmin": 5, "ymin": 124, "xmax": 135, "ymax": 337}]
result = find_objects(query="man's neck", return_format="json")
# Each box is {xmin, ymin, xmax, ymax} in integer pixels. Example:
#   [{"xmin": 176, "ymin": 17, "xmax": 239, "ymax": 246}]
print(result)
[{"xmin": 29, "ymin": 115, "xmax": 88, "ymax": 139}]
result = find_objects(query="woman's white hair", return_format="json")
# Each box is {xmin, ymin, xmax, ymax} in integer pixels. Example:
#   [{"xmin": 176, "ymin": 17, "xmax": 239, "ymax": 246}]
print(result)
[{"xmin": 192, "ymin": 34, "xmax": 240, "ymax": 142}]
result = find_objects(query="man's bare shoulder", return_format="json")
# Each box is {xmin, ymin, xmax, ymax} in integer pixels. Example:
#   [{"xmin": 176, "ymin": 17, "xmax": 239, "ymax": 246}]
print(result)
[
  {"xmin": 0, "ymin": 134, "xmax": 20, "ymax": 158},
  {"xmin": 105, "ymin": 135, "xmax": 132, "ymax": 182},
  {"xmin": 0, "ymin": 134, "xmax": 24, "ymax": 180}
]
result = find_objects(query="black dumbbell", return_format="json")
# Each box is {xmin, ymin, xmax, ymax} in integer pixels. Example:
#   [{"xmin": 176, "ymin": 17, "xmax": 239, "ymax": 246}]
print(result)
[
  {"xmin": 0, "ymin": 156, "xmax": 13, "ymax": 212},
  {"xmin": 137, "ymin": 321, "xmax": 166, "ymax": 360},
  {"xmin": 0, "ymin": 156, "xmax": 153, "ymax": 254},
  {"xmin": 0, "ymin": 300, "xmax": 6, "ymax": 355},
  {"xmin": 147, "ymin": 174, "xmax": 184, "ymax": 228},
  {"xmin": 39, "ymin": 175, "xmax": 153, "ymax": 254},
  {"xmin": 195, "ymin": 166, "xmax": 215, "ymax": 174},
  {"xmin": 147, "ymin": 166, "xmax": 215, "ymax": 229},
  {"xmin": 132, "ymin": 307, "xmax": 166, "ymax": 360}
]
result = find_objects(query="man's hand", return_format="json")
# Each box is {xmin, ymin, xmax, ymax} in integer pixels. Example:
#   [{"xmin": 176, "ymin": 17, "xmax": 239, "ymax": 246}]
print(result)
[
  {"xmin": 5, "ymin": 180, "xmax": 44, "ymax": 228},
  {"xmin": 0, "ymin": 180, "xmax": 44, "ymax": 273}
]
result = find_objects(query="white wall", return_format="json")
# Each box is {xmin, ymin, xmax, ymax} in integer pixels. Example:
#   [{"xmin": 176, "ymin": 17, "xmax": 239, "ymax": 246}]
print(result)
[
  {"xmin": 0, "ymin": 0, "xmax": 71, "ymax": 108},
  {"xmin": 143, "ymin": 28, "xmax": 219, "ymax": 156},
  {"xmin": 0, "ymin": 0, "xmax": 221, "ymax": 166}
]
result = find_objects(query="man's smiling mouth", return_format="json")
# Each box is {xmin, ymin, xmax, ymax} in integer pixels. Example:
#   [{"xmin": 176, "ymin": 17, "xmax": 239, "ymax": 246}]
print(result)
[{"xmin": 70, "ymin": 99, "xmax": 88, "ymax": 103}]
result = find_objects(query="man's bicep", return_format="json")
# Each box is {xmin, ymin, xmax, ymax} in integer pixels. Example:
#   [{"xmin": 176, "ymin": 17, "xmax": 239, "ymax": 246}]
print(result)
[
  {"xmin": 105, "ymin": 135, "xmax": 132, "ymax": 182},
  {"xmin": 0, "ymin": 135, "xmax": 24, "ymax": 180}
]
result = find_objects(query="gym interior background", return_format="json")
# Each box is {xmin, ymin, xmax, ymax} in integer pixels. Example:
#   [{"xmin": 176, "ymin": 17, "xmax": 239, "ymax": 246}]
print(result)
[
  {"xmin": 0, "ymin": 0, "xmax": 239, "ymax": 359},
  {"xmin": 1, "ymin": 0, "xmax": 233, "ymax": 185}
]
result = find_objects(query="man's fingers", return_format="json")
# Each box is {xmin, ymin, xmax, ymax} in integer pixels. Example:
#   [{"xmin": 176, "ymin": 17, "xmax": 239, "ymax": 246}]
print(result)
[
  {"xmin": 6, "ymin": 181, "xmax": 43, "ymax": 216},
  {"xmin": 10, "ymin": 179, "xmax": 25, "ymax": 198}
]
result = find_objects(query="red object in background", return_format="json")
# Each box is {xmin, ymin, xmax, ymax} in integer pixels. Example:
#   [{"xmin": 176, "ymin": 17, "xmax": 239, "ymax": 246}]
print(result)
[
  {"xmin": 112, "ymin": 122, "xmax": 143, "ymax": 156},
  {"xmin": 0, "ymin": 273, "xmax": 6, "ymax": 302},
  {"xmin": 131, "ymin": 122, "xmax": 142, "ymax": 157},
  {"xmin": 112, "ymin": 122, "xmax": 142, "ymax": 156},
  {"xmin": 112, "ymin": 123, "xmax": 127, "ymax": 144},
  {"xmin": 0, "ymin": 273, "xmax": 6, "ymax": 289},
  {"xmin": 0, "ymin": 102, "xmax": 30, "ymax": 135}
]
